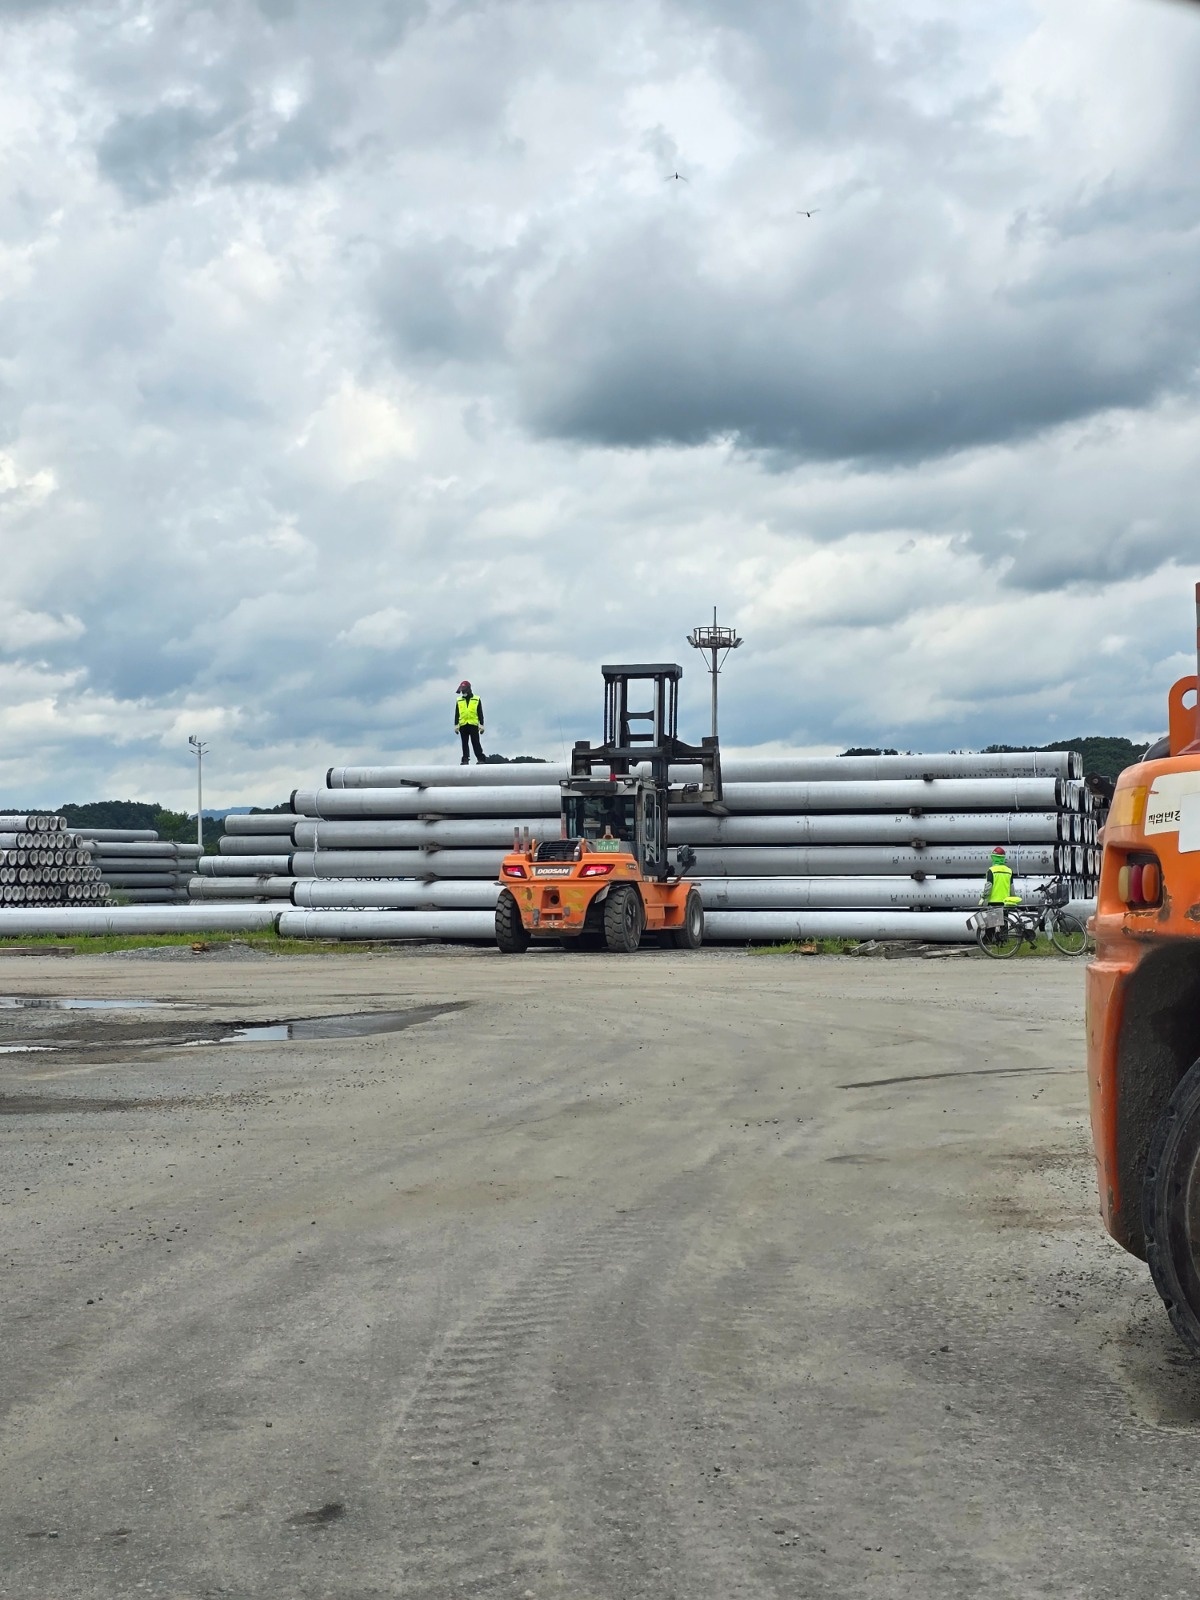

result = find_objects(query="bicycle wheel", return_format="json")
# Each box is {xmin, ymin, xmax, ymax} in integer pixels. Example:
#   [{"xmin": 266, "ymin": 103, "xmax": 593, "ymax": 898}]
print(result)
[
  {"xmin": 1050, "ymin": 912, "xmax": 1087, "ymax": 956},
  {"xmin": 976, "ymin": 918, "xmax": 1021, "ymax": 959}
]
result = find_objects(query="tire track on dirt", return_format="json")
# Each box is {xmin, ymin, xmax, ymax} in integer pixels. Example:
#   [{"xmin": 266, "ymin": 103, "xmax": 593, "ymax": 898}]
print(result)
[{"xmin": 364, "ymin": 1159, "xmax": 729, "ymax": 1598}]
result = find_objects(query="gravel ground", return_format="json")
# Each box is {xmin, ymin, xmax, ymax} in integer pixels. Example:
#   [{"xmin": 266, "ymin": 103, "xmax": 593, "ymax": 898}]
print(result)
[{"xmin": 0, "ymin": 948, "xmax": 1196, "ymax": 1599}]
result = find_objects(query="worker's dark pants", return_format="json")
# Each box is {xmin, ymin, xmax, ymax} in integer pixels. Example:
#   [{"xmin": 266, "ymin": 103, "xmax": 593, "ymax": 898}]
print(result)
[{"xmin": 459, "ymin": 726, "xmax": 485, "ymax": 763}]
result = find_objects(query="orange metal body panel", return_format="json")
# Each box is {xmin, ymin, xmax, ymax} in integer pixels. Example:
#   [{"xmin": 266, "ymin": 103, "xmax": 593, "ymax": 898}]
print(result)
[
  {"xmin": 497, "ymin": 842, "xmax": 691, "ymax": 938},
  {"xmin": 1087, "ymin": 671, "xmax": 1200, "ymax": 1251}
]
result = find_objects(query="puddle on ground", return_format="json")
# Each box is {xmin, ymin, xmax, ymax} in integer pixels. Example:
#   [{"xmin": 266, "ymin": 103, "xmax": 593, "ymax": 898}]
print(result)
[
  {"xmin": 182, "ymin": 1003, "xmax": 467, "ymax": 1046},
  {"xmin": 0, "ymin": 1002, "xmax": 469, "ymax": 1057},
  {"xmin": 0, "ymin": 997, "xmax": 175, "ymax": 1011}
]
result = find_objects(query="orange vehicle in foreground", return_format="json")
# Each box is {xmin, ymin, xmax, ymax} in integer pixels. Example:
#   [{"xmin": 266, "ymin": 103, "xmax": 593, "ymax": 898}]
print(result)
[
  {"xmin": 1087, "ymin": 582, "xmax": 1200, "ymax": 1351},
  {"xmin": 495, "ymin": 663, "xmax": 718, "ymax": 954}
]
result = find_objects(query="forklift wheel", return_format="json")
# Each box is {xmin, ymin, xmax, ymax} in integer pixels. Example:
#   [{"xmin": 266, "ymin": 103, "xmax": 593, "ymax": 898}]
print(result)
[
  {"xmin": 1144, "ymin": 1054, "xmax": 1200, "ymax": 1356},
  {"xmin": 669, "ymin": 889, "xmax": 704, "ymax": 950},
  {"xmin": 495, "ymin": 891, "xmax": 531, "ymax": 954},
  {"xmin": 603, "ymin": 885, "xmax": 643, "ymax": 953}
]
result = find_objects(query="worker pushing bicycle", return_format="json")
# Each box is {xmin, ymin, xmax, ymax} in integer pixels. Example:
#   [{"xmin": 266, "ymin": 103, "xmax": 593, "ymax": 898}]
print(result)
[{"xmin": 979, "ymin": 845, "xmax": 1022, "ymax": 909}]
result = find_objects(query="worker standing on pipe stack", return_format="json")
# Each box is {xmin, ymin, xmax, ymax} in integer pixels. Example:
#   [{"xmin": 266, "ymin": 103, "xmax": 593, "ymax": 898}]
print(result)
[
  {"xmin": 455, "ymin": 680, "xmax": 486, "ymax": 765},
  {"xmin": 979, "ymin": 846, "xmax": 1020, "ymax": 906}
]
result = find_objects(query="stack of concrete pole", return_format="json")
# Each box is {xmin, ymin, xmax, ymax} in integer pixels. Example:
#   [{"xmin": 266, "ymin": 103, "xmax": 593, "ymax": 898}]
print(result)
[
  {"xmin": 0, "ymin": 814, "xmax": 111, "ymax": 905},
  {"xmin": 191, "ymin": 750, "xmax": 1098, "ymax": 943},
  {"xmin": 74, "ymin": 828, "xmax": 202, "ymax": 904}
]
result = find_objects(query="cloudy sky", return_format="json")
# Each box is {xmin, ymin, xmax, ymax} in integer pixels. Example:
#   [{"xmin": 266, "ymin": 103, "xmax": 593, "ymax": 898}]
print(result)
[{"xmin": 1, "ymin": 0, "xmax": 1198, "ymax": 810}]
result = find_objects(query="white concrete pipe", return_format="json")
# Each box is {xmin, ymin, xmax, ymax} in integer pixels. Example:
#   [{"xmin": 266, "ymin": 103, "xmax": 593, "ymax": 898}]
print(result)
[
  {"xmin": 696, "ymin": 877, "xmax": 1015, "ymax": 911},
  {"xmin": 670, "ymin": 812, "xmax": 1065, "ymax": 847},
  {"xmin": 702, "ymin": 910, "xmax": 975, "ymax": 942},
  {"xmin": 291, "ymin": 879, "xmax": 503, "ymax": 910},
  {"xmin": 196, "ymin": 855, "xmax": 293, "ymax": 876},
  {"xmin": 100, "ymin": 874, "xmax": 183, "ymax": 889},
  {"xmin": 326, "ymin": 764, "xmax": 565, "ymax": 789},
  {"xmin": 289, "ymin": 849, "xmax": 506, "ymax": 879},
  {"xmin": 325, "ymin": 750, "xmax": 1081, "ymax": 787},
  {"xmin": 217, "ymin": 834, "xmax": 296, "ymax": 855},
  {"xmin": 690, "ymin": 844, "xmax": 1062, "ymax": 877},
  {"xmin": 292, "ymin": 786, "xmax": 559, "ymax": 820},
  {"xmin": 221, "ymin": 814, "xmax": 298, "ymax": 835},
  {"xmin": 84, "ymin": 840, "xmax": 187, "ymax": 858},
  {"xmin": 111, "ymin": 890, "xmax": 191, "ymax": 904},
  {"xmin": 73, "ymin": 828, "xmax": 160, "ymax": 842},
  {"xmin": 0, "ymin": 905, "xmax": 279, "ymax": 936},
  {"xmin": 277, "ymin": 909, "xmax": 495, "ymax": 941},
  {"xmin": 701, "ymin": 751, "xmax": 1081, "ymax": 782},
  {"xmin": 717, "ymin": 778, "xmax": 1063, "ymax": 814},
  {"xmin": 91, "ymin": 857, "xmax": 189, "ymax": 874},
  {"xmin": 290, "ymin": 818, "xmax": 554, "ymax": 851},
  {"xmin": 292, "ymin": 776, "xmax": 1061, "ymax": 821},
  {"xmin": 188, "ymin": 877, "xmax": 297, "ymax": 900}
]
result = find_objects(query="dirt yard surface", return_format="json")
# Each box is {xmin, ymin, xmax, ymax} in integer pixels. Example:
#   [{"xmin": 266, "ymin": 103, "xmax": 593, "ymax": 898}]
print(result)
[{"xmin": 0, "ymin": 946, "xmax": 1196, "ymax": 1599}]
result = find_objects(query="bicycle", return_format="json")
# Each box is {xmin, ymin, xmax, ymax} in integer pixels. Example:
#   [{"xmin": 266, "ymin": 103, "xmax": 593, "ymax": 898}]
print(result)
[{"xmin": 968, "ymin": 877, "xmax": 1089, "ymax": 959}]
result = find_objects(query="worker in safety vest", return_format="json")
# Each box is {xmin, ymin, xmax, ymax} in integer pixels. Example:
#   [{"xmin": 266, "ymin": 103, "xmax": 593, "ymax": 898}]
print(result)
[
  {"xmin": 980, "ymin": 846, "xmax": 1021, "ymax": 906},
  {"xmin": 454, "ymin": 680, "xmax": 486, "ymax": 765}
]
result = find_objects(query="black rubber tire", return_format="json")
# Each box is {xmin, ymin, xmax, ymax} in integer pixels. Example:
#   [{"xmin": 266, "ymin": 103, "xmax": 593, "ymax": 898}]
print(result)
[
  {"xmin": 495, "ymin": 890, "xmax": 530, "ymax": 954},
  {"xmin": 603, "ymin": 885, "xmax": 643, "ymax": 953},
  {"xmin": 669, "ymin": 889, "xmax": 704, "ymax": 950},
  {"xmin": 976, "ymin": 918, "xmax": 1021, "ymax": 959},
  {"xmin": 1144, "ymin": 1055, "xmax": 1200, "ymax": 1357},
  {"xmin": 1050, "ymin": 913, "xmax": 1087, "ymax": 956}
]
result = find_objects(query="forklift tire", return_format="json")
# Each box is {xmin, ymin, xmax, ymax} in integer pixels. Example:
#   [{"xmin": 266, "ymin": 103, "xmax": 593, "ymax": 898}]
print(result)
[
  {"xmin": 668, "ymin": 889, "xmax": 704, "ymax": 950},
  {"xmin": 1143, "ymin": 1054, "xmax": 1200, "ymax": 1357},
  {"xmin": 495, "ymin": 891, "xmax": 531, "ymax": 954},
  {"xmin": 603, "ymin": 885, "xmax": 643, "ymax": 953}
]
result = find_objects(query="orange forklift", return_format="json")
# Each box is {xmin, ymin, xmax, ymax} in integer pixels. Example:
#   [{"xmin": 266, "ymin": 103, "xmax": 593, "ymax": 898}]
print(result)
[
  {"xmin": 495, "ymin": 663, "xmax": 720, "ymax": 954},
  {"xmin": 1088, "ymin": 581, "xmax": 1200, "ymax": 1351}
]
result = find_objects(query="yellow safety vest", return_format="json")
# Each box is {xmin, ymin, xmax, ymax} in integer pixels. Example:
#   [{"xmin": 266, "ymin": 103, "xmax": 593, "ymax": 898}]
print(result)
[
  {"xmin": 986, "ymin": 863, "xmax": 1015, "ymax": 904},
  {"xmin": 457, "ymin": 695, "xmax": 481, "ymax": 727}
]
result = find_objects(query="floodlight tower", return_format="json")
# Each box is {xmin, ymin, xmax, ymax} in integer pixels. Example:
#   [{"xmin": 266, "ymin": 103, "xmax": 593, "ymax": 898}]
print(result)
[
  {"xmin": 687, "ymin": 608, "xmax": 743, "ymax": 741},
  {"xmin": 188, "ymin": 735, "xmax": 209, "ymax": 851}
]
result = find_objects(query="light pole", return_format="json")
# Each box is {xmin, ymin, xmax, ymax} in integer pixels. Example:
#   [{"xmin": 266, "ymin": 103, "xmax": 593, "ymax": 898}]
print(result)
[
  {"xmin": 687, "ymin": 608, "xmax": 743, "ymax": 740},
  {"xmin": 188, "ymin": 735, "xmax": 209, "ymax": 851}
]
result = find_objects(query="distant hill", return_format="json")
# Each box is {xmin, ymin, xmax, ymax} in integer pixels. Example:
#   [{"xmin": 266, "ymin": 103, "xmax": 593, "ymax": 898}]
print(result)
[{"xmin": 54, "ymin": 800, "xmax": 223, "ymax": 850}]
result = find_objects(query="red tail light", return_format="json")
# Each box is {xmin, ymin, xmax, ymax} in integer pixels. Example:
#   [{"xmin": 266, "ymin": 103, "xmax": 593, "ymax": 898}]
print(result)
[
  {"xmin": 580, "ymin": 862, "xmax": 614, "ymax": 877},
  {"xmin": 503, "ymin": 863, "xmax": 528, "ymax": 878}
]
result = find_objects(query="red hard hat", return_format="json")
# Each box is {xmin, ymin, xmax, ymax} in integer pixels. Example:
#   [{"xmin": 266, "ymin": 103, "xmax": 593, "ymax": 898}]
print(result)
[
  {"xmin": 457, "ymin": 680, "xmax": 471, "ymax": 691},
  {"xmin": 992, "ymin": 846, "xmax": 1006, "ymax": 856}
]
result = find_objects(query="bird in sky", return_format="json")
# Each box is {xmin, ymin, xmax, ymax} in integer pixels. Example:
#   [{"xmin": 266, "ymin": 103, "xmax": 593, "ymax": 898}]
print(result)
[
  {"xmin": 797, "ymin": 208, "xmax": 819, "ymax": 217},
  {"xmin": 664, "ymin": 171, "xmax": 689, "ymax": 183}
]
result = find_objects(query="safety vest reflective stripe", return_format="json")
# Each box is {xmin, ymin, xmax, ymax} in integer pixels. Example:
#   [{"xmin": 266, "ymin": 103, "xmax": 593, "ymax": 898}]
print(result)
[
  {"xmin": 986, "ymin": 864, "xmax": 1013, "ymax": 903},
  {"xmin": 457, "ymin": 696, "xmax": 481, "ymax": 726}
]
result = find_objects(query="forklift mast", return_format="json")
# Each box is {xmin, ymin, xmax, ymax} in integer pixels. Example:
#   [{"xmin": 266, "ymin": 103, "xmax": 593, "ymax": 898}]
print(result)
[{"xmin": 565, "ymin": 664, "xmax": 722, "ymax": 882}]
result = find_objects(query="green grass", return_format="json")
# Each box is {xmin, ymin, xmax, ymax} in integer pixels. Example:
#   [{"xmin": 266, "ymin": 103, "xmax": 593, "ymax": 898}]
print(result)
[
  {"xmin": 750, "ymin": 934, "xmax": 1090, "ymax": 958},
  {"xmin": 0, "ymin": 927, "xmax": 383, "ymax": 957},
  {"xmin": 749, "ymin": 938, "xmax": 862, "ymax": 955}
]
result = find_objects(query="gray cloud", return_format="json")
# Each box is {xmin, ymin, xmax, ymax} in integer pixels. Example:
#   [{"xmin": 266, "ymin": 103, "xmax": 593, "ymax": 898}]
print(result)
[
  {"xmin": 97, "ymin": 102, "xmax": 236, "ymax": 203},
  {"xmin": 376, "ymin": 239, "xmax": 517, "ymax": 366},
  {"xmin": 1, "ymin": 0, "xmax": 1199, "ymax": 807},
  {"xmin": 509, "ymin": 216, "xmax": 1200, "ymax": 461}
]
